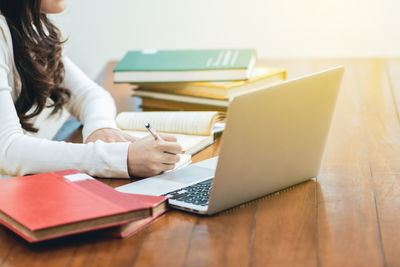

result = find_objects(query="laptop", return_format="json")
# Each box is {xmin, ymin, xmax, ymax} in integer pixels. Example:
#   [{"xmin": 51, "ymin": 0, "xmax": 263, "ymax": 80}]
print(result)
[{"xmin": 117, "ymin": 66, "xmax": 344, "ymax": 215}]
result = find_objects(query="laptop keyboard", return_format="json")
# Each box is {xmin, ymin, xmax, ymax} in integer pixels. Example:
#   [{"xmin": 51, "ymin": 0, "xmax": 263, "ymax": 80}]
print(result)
[{"xmin": 164, "ymin": 178, "xmax": 213, "ymax": 206}]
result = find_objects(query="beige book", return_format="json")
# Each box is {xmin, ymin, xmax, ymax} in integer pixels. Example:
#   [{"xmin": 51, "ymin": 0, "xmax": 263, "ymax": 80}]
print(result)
[
  {"xmin": 137, "ymin": 66, "xmax": 286, "ymax": 100},
  {"xmin": 116, "ymin": 111, "xmax": 226, "ymax": 155}
]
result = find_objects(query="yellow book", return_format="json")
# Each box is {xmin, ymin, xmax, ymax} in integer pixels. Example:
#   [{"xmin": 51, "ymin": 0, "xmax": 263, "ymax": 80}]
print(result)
[
  {"xmin": 116, "ymin": 111, "xmax": 226, "ymax": 155},
  {"xmin": 140, "ymin": 98, "xmax": 227, "ymax": 112},
  {"xmin": 137, "ymin": 66, "xmax": 286, "ymax": 100}
]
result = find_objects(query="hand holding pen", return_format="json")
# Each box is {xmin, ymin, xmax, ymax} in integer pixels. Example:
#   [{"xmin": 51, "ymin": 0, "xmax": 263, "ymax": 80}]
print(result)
[{"xmin": 126, "ymin": 122, "xmax": 182, "ymax": 178}]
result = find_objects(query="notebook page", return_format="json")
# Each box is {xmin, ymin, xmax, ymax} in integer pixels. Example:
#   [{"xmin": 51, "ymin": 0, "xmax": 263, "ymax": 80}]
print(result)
[{"xmin": 116, "ymin": 112, "xmax": 222, "ymax": 136}]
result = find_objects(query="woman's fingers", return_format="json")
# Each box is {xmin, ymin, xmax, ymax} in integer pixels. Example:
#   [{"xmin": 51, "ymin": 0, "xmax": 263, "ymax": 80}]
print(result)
[
  {"xmin": 86, "ymin": 128, "xmax": 138, "ymax": 143},
  {"xmin": 160, "ymin": 153, "xmax": 180, "ymax": 164},
  {"xmin": 158, "ymin": 141, "xmax": 182, "ymax": 154},
  {"xmin": 159, "ymin": 133, "xmax": 177, "ymax": 142}
]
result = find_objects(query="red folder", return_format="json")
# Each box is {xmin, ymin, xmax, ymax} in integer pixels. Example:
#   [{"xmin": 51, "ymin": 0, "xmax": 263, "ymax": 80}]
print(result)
[{"xmin": 0, "ymin": 170, "xmax": 166, "ymax": 242}]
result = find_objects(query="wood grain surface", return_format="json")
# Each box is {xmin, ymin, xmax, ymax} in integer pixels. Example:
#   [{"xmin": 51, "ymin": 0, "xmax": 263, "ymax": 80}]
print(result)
[{"xmin": 1, "ymin": 59, "xmax": 399, "ymax": 267}]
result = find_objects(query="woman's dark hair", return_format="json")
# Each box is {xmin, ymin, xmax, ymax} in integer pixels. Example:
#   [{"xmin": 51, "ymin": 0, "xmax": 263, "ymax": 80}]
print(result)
[{"xmin": 0, "ymin": 0, "xmax": 70, "ymax": 132}]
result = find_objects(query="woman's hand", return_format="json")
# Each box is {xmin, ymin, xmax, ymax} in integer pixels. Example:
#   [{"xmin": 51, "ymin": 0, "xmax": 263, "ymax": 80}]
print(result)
[
  {"xmin": 127, "ymin": 134, "xmax": 182, "ymax": 177},
  {"xmin": 85, "ymin": 128, "xmax": 138, "ymax": 143}
]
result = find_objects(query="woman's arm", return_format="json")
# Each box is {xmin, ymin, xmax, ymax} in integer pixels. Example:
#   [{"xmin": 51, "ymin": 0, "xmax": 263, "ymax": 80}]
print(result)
[
  {"xmin": 62, "ymin": 56, "xmax": 133, "ymax": 142},
  {"xmin": 0, "ymin": 90, "xmax": 131, "ymax": 177},
  {"xmin": 0, "ymin": 46, "xmax": 130, "ymax": 177}
]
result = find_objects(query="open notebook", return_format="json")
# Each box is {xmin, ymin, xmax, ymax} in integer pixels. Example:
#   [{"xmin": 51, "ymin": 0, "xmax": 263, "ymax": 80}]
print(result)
[{"xmin": 116, "ymin": 111, "xmax": 225, "ymax": 155}]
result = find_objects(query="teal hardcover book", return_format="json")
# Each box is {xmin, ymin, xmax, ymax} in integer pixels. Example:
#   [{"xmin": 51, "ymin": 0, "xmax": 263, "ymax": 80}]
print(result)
[{"xmin": 113, "ymin": 49, "xmax": 257, "ymax": 83}]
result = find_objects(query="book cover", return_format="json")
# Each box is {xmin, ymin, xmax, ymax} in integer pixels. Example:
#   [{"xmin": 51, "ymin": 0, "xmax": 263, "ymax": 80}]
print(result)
[
  {"xmin": 0, "ymin": 170, "xmax": 162, "ymax": 242},
  {"xmin": 113, "ymin": 49, "xmax": 257, "ymax": 83}
]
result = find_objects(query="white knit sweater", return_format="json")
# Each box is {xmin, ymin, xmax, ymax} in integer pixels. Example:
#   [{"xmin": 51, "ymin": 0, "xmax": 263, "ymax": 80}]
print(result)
[{"xmin": 0, "ymin": 15, "xmax": 130, "ymax": 178}]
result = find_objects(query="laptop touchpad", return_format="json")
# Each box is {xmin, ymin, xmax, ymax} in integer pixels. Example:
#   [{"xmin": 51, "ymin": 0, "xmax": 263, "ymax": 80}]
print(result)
[{"xmin": 157, "ymin": 165, "xmax": 215, "ymax": 183}]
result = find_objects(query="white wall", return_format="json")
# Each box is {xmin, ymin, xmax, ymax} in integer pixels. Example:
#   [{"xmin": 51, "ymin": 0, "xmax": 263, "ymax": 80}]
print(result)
[{"xmin": 52, "ymin": 0, "xmax": 400, "ymax": 79}]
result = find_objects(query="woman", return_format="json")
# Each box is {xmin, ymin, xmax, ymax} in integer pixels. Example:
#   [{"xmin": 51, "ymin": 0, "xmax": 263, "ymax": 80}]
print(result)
[{"xmin": 0, "ymin": 0, "xmax": 182, "ymax": 178}]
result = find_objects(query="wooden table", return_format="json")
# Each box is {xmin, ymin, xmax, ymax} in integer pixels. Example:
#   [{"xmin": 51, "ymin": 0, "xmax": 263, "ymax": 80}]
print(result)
[{"xmin": 1, "ymin": 59, "xmax": 400, "ymax": 266}]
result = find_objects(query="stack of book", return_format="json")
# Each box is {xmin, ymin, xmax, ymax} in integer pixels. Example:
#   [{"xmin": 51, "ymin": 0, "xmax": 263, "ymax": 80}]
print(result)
[{"xmin": 113, "ymin": 49, "xmax": 286, "ymax": 111}]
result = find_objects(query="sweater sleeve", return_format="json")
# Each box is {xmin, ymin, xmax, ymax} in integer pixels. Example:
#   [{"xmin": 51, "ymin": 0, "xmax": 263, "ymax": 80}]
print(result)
[
  {"xmin": 62, "ymin": 56, "xmax": 119, "ymax": 142},
  {"xmin": 0, "ymin": 43, "xmax": 130, "ymax": 178}
]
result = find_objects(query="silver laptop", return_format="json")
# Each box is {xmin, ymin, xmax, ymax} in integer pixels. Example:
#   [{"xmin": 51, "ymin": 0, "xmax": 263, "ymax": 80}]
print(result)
[{"xmin": 117, "ymin": 66, "xmax": 344, "ymax": 215}]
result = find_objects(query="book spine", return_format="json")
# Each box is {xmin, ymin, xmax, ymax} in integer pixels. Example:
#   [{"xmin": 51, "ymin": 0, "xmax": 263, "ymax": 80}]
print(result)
[
  {"xmin": 133, "ymin": 90, "xmax": 229, "ymax": 107},
  {"xmin": 139, "ymin": 97, "xmax": 227, "ymax": 112},
  {"xmin": 137, "ymin": 86, "xmax": 229, "ymax": 100}
]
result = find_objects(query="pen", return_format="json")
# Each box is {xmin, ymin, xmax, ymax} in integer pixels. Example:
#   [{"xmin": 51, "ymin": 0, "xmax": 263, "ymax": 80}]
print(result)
[{"xmin": 145, "ymin": 123, "xmax": 163, "ymax": 140}]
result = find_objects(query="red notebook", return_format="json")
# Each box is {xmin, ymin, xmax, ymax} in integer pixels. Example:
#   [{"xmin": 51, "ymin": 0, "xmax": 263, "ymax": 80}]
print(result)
[{"xmin": 0, "ymin": 170, "xmax": 166, "ymax": 243}]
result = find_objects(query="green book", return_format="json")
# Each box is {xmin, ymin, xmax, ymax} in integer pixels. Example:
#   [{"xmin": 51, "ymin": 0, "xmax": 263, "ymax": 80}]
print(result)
[{"xmin": 113, "ymin": 49, "xmax": 257, "ymax": 83}]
